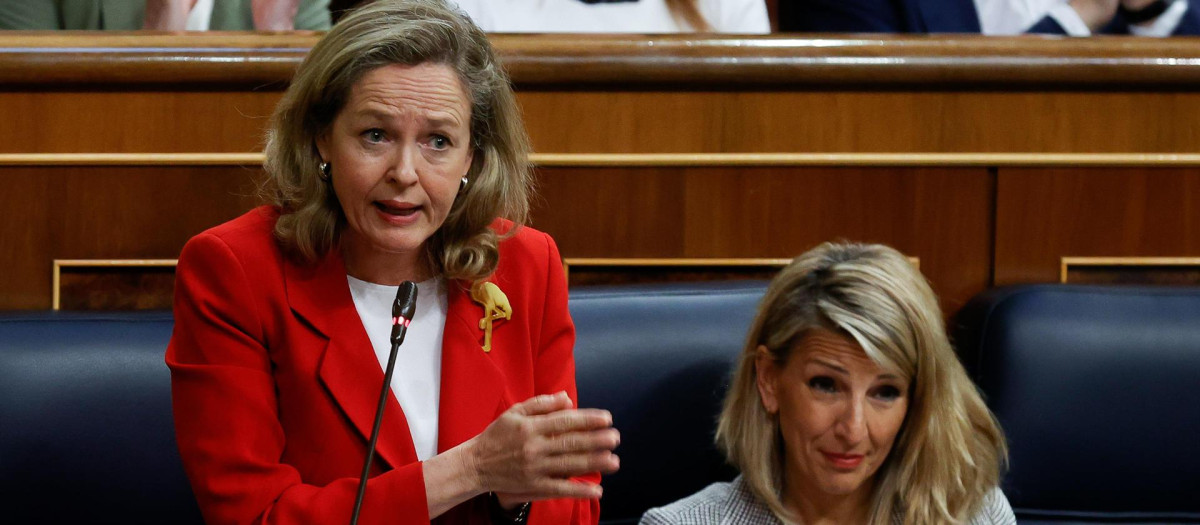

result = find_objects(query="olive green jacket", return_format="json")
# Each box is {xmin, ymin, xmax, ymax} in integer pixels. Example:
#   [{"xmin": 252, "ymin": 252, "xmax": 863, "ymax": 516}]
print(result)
[{"xmin": 0, "ymin": 0, "xmax": 331, "ymax": 30}]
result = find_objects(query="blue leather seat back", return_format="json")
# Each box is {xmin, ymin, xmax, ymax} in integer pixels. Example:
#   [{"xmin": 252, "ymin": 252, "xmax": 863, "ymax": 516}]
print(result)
[
  {"xmin": 957, "ymin": 285, "xmax": 1200, "ymax": 524},
  {"xmin": 0, "ymin": 312, "xmax": 203, "ymax": 524},
  {"xmin": 571, "ymin": 282, "xmax": 767, "ymax": 525}
]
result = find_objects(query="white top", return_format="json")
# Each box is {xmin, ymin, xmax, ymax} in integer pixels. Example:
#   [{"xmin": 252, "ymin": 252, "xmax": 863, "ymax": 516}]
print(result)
[
  {"xmin": 973, "ymin": 0, "xmax": 1187, "ymax": 35},
  {"xmin": 448, "ymin": 0, "xmax": 770, "ymax": 34},
  {"xmin": 347, "ymin": 275, "xmax": 448, "ymax": 461},
  {"xmin": 185, "ymin": 0, "xmax": 215, "ymax": 30}
]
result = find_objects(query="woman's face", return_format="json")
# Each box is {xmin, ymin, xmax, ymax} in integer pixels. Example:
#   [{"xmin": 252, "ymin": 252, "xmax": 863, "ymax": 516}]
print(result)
[
  {"xmin": 317, "ymin": 62, "xmax": 474, "ymax": 279},
  {"xmin": 756, "ymin": 328, "xmax": 909, "ymax": 505}
]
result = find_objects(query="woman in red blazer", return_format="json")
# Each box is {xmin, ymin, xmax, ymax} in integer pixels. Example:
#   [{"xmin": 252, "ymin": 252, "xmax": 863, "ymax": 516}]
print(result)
[{"xmin": 166, "ymin": 1, "xmax": 619, "ymax": 523}]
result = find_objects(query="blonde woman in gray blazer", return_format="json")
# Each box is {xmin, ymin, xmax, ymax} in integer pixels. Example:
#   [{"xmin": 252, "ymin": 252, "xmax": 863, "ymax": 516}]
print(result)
[{"xmin": 643, "ymin": 243, "xmax": 1016, "ymax": 525}]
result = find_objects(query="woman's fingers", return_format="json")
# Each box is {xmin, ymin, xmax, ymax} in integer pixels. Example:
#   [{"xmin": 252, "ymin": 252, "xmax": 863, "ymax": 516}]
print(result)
[
  {"xmin": 515, "ymin": 479, "xmax": 605, "ymax": 501},
  {"xmin": 548, "ymin": 428, "xmax": 621, "ymax": 455},
  {"xmin": 541, "ymin": 450, "xmax": 621, "ymax": 477},
  {"xmin": 508, "ymin": 391, "xmax": 574, "ymax": 417},
  {"xmin": 541, "ymin": 479, "xmax": 605, "ymax": 500},
  {"xmin": 533, "ymin": 408, "xmax": 613, "ymax": 435}
]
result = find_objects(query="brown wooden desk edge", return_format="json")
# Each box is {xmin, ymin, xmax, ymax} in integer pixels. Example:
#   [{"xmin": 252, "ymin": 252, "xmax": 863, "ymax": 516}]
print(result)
[{"xmin": 3, "ymin": 33, "xmax": 1200, "ymax": 87}]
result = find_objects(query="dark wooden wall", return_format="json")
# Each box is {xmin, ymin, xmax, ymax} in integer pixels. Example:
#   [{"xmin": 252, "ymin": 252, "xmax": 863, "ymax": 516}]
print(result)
[{"xmin": 2, "ymin": 33, "xmax": 1199, "ymax": 312}]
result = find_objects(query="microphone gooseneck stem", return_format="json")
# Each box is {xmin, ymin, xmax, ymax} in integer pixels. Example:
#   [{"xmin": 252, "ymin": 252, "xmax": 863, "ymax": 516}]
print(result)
[
  {"xmin": 351, "ymin": 280, "xmax": 417, "ymax": 525},
  {"xmin": 350, "ymin": 338, "xmax": 402, "ymax": 525}
]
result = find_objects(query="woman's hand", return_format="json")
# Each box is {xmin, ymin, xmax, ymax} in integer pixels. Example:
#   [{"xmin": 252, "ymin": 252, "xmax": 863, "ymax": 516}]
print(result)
[{"xmin": 469, "ymin": 392, "xmax": 620, "ymax": 503}]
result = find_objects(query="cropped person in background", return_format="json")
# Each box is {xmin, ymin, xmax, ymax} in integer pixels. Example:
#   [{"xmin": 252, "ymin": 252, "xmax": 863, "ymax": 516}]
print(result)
[
  {"xmin": 779, "ymin": 0, "xmax": 1198, "ymax": 36},
  {"xmin": 448, "ymin": 0, "xmax": 770, "ymax": 33},
  {"xmin": 167, "ymin": 0, "xmax": 618, "ymax": 523},
  {"xmin": 642, "ymin": 243, "xmax": 1014, "ymax": 524},
  {"xmin": 0, "ymin": 0, "xmax": 331, "ymax": 30}
]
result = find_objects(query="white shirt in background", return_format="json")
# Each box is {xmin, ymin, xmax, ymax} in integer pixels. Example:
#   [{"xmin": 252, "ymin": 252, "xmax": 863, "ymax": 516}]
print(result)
[
  {"xmin": 185, "ymin": 0, "xmax": 215, "ymax": 30},
  {"xmin": 449, "ymin": 0, "xmax": 770, "ymax": 33},
  {"xmin": 347, "ymin": 275, "xmax": 448, "ymax": 461}
]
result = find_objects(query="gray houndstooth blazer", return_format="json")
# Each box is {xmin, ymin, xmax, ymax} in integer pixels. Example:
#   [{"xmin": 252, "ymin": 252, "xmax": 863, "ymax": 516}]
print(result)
[{"xmin": 639, "ymin": 475, "xmax": 1017, "ymax": 525}]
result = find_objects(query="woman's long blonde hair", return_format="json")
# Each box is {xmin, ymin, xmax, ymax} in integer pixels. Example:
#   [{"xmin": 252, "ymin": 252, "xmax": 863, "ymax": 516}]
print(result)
[
  {"xmin": 716, "ymin": 243, "xmax": 1007, "ymax": 524},
  {"xmin": 262, "ymin": 0, "xmax": 531, "ymax": 282}
]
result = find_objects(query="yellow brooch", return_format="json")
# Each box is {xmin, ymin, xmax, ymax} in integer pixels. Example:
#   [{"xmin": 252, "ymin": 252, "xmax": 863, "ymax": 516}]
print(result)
[{"xmin": 470, "ymin": 281, "xmax": 512, "ymax": 353}]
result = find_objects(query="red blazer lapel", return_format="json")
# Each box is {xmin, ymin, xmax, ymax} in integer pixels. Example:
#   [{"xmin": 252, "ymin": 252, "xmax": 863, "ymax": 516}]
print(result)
[
  {"xmin": 438, "ymin": 281, "xmax": 507, "ymax": 452},
  {"xmin": 284, "ymin": 250, "xmax": 418, "ymax": 470}
]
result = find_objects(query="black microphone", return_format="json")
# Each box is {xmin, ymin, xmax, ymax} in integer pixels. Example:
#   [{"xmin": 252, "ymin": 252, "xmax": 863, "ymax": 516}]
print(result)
[
  {"xmin": 390, "ymin": 281, "xmax": 417, "ymax": 347},
  {"xmin": 351, "ymin": 281, "xmax": 418, "ymax": 525}
]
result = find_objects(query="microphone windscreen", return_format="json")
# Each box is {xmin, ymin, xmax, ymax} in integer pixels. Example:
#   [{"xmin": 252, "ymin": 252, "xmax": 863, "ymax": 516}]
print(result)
[{"xmin": 393, "ymin": 280, "xmax": 418, "ymax": 319}]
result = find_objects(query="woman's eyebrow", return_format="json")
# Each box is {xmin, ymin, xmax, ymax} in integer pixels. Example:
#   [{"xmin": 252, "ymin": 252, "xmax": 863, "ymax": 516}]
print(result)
[
  {"xmin": 811, "ymin": 358, "xmax": 902, "ymax": 382},
  {"xmin": 810, "ymin": 358, "xmax": 849, "ymax": 375}
]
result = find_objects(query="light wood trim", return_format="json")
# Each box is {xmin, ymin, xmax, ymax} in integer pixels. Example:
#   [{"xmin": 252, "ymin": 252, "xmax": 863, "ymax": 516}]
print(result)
[
  {"xmin": 562, "ymin": 256, "xmax": 918, "ymax": 281},
  {"xmin": 0, "ymin": 154, "xmax": 263, "ymax": 166},
  {"xmin": 532, "ymin": 153, "xmax": 1200, "ymax": 167},
  {"xmin": 1060, "ymin": 256, "xmax": 1200, "ymax": 283},
  {"xmin": 565, "ymin": 257, "xmax": 794, "ymax": 267},
  {"xmin": 52, "ymin": 259, "xmax": 178, "ymax": 310},
  {"xmin": 9, "ymin": 153, "xmax": 1200, "ymax": 168}
]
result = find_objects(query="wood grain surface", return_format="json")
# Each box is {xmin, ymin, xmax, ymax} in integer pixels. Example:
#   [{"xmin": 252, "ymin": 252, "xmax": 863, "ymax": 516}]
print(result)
[
  {"xmin": 0, "ymin": 165, "xmax": 262, "ymax": 309},
  {"xmin": 995, "ymin": 168, "xmax": 1200, "ymax": 285}
]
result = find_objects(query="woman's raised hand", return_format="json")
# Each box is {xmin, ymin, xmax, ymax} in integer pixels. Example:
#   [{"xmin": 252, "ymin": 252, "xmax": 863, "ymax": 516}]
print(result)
[{"xmin": 467, "ymin": 391, "xmax": 620, "ymax": 502}]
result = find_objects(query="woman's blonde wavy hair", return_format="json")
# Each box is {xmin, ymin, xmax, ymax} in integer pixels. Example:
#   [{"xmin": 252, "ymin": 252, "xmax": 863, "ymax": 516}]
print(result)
[
  {"xmin": 716, "ymin": 242, "xmax": 1007, "ymax": 524},
  {"xmin": 262, "ymin": 0, "xmax": 531, "ymax": 282}
]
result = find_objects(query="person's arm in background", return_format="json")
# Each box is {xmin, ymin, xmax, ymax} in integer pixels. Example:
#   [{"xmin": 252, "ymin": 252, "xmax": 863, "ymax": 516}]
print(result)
[
  {"xmin": 251, "ymin": 0, "xmax": 300, "ymax": 30},
  {"xmin": 144, "ymin": 0, "xmax": 196, "ymax": 29}
]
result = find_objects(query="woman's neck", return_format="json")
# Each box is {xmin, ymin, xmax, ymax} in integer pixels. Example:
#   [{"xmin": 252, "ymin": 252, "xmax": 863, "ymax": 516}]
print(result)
[
  {"xmin": 339, "ymin": 238, "xmax": 432, "ymax": 286},
  {"xmin": 782, "ymin": 475, "xmax": 873, "ymax": 525}
]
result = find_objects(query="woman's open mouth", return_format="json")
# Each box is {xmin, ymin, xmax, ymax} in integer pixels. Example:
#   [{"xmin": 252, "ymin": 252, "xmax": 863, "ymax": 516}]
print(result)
[{"xmin": 373, "ymin": 201, "xmax": 421, "ymax": 223}]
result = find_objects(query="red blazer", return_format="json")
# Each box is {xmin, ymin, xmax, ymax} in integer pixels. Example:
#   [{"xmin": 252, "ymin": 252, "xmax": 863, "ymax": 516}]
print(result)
[{"xmin": 167, "ymin": 206, "xmax": 598, "ymax": 525}]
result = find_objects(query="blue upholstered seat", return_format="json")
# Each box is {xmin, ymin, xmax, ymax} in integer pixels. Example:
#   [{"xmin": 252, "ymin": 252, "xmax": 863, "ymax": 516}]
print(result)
[{"xmin": 955, "ymin": 285, "xmax": 1200, "ymax": 524}]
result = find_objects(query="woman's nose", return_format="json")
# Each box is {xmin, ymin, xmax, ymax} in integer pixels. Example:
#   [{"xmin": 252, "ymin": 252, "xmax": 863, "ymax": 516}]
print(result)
[
  {"xmin": 834, "ymin": 399, "xmax": 868, "ymax": 445},
  {"xmin": 388, "ymin": 145, "xmax": 420, "ymax": 185}
]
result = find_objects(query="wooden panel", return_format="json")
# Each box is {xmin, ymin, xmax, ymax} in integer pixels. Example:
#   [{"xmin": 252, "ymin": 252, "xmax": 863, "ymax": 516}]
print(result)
[
  {"xmin": 532, "ymin": 166, "xmax": 993, "ymax": 313},
  {"xmin": 0, "ymin": 166, "xmax": 263, "ymax": 309},
  {"xmin": 0, "ymin": 166, "xmax": 51, "ymax": 309},
  {"xmin": 532, "ymin": 167, "xmax": 688, "ymax": 257},
  {"xmin": 995, "ymin": 168, "xmax": 1200, "ymax": 285},
  {"xmin": 563, "ymin": 258, "xmax": 790, "ymax": 287},
  {"xmin": 6, "ymin": 90, "xmax": 1200, "ymax": 155},
  {"xmin": 58, "ymin": 266, "xmax": 176, "ymax": 310},
  {"xmin": 0, "ymin": 92, "xmax": 279, "ymax": 153},
  {"xmin": 518, "ymin": 91, "xmax": 1200, "ymax": 155}
]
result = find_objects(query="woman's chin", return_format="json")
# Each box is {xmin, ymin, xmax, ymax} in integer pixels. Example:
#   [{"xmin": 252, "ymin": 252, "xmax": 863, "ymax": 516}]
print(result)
[{"xmin": 809, "ymin": 470, "xmax": 873, "ymax": 498}]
